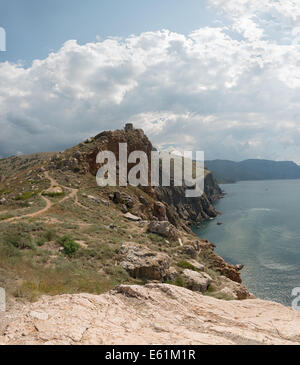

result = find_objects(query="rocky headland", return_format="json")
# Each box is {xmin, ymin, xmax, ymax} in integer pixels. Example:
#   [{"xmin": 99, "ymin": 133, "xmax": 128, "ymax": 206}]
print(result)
[{"xmin": 0, "ymin": 124, "xmax": 298, "ymax": 345}]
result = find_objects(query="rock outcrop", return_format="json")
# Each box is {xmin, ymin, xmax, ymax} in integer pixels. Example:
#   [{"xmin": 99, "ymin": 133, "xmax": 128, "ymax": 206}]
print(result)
[
  {"xmin": 147, "ymin": 220, "xmax": 179, "ymax": 240},
  {"xmin": 155, "ymin": 171, "xmax": 222, "ymax": 226},
  {"xmin": 84, "ymin": 125, "xmax": 222, "ymax": 228},
  {"xmin": 217, "ymin": 276, "xmax": 252, "ymax": 300},
  {"xmin": 120, "ymin": 244, "xmax": 171, "ymax": 280},
  {"xmin": 184, "ymin": 239, "xmax": 243, "ymax": 284},
  {"xmin": 182, "ymin": 269, "xmax": 212, "ymax": 293},
  {"xmin": 208, "ymin": 251, "xmax": 242, "ymax": 283},
  {"xmin": 123, "ymin": 212, "xmax": 141, "ymax": 222},
  {"xmin": 1, "ymin": 283, "xmax": 300, "ymax": 345}
]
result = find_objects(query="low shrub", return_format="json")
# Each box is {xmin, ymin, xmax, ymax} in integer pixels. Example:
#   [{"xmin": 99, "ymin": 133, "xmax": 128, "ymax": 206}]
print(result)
[
  {"xmin": 177, "ymin": 260, "xmax": 196, "ymax": 271},
  {"xmin": 36, "ymin": 237, "xmax": 46, "ymax": 247},
  {"xmin": 148, "ymin": 233, "xmax": 165, "ymax": 243},
  {"xmin": 42, "ymin": 191, "xmax": 65, "ymax": 198},
  {"xmin": 166, "ymin": 275, "xmax": 185, "ymax": 288},
  {"xmin": 44, "ymin": 229, "xmax": 56, "ymax": 241},
  {"xmin": 4, "ymin": 231, "xmax": 35, "ymax": 250},
  {"xmin": 15, "ymin": 191, "xmax": 34, "ymax": 201},
  {"xmin": 58, "ymin": 235, "xmax": 80, "ymax": 256},
  {"xmin": 0, "ymin": 214, "xmax": 13, "ymax": 221}
]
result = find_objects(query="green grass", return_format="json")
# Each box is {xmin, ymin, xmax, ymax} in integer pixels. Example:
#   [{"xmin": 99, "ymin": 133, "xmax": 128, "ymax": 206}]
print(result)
[
  {"xmin": 166, "ymin": 275, "xmax": 185, "ymax": 288},
  {"xmin": 15, "ymin": 191, "xmax": 35, "ymax": 201},
  {"xmin": 42, "ymin": 191, "xmax": 65, "ymax": 198},
  {"xmin": 0, "ymin": 214, "xmax": 13, "ymax": 221},
  {"xmin": 4, "ymin": 231, "xmax": 36, "ymax": 250},
  {"xmin": 148, "ymin": 232, "xmax": 165, "ymax": 244},
  {"xmin": 0, "ymin": 189, "xmax": 11, "ymax": 197},
  {"xmin": 44, "ymin": 229, "xmax": 56, "ymax": 241},
  {"xmin": 177, "ymin": 260, "xmax": 197, "ymax": 271},
  {"xmin": 11, "ymin": 265, "xmax": 123, "ymax": 302}
]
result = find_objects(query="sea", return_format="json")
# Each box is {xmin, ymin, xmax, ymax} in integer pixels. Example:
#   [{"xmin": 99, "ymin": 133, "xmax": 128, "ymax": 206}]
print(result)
[{"xmin": 193, "ymin": 179, "xmax": 300, "ymax": 306}]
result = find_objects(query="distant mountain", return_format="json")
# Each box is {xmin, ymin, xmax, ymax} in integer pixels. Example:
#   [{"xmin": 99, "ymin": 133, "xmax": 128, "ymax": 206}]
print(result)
[{"xmin": 205, "ymin": 159, "xmax": 300, "ymax": 183}]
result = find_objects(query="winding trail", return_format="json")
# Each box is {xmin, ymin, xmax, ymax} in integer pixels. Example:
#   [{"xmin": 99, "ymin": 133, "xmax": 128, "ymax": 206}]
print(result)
[{"xmin": 3, "ymin": 171, "xmax": 83, "ymax": 223}]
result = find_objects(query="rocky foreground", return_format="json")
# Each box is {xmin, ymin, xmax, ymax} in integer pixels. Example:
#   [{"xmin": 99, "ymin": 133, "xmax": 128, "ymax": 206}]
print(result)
[{"xmin": 1, "ymin": 283, "xmax": 299, "ymax": 345}]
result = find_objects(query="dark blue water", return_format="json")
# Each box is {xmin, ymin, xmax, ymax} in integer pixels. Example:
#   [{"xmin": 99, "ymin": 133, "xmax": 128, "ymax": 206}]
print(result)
[{"xmin": 193, "ymin": 180, "xmax": 300, "ymax": 306}]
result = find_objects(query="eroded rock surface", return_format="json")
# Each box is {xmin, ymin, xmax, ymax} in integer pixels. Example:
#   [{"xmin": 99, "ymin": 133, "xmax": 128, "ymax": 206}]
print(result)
[
  {"xmin": 120, "ymin": 243, "xmax": 171, "ymax": 280},
  {"xmin": 1, "ymin": 283, "xmax": 300, "ymax": 345},
  {"xmin": 147, "ymin": 220, "xmax": 179, "ymax": 240},
  {"xmin": 217, "ymin": 276, "xmax": 253, "ymax": 300},
  {"xmin": 182, "ymin": 269, "xmax": 212, "ymax": 293}
]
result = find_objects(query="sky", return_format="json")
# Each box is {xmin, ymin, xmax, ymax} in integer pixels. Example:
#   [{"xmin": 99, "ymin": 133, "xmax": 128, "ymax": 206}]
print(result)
[{"xmin": 0, "ymin": 0, "xmax": 300, "ymax": 162}]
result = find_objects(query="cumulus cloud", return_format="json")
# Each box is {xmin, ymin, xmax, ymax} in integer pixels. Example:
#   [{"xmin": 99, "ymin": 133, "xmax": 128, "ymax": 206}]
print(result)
[
  {"xmin": 208, "ymin": 0, "xmax": 300, "ymax": 43},
  {"xmin": 1, "ymin": 0, "xmax": 300, "ymax": 162}
]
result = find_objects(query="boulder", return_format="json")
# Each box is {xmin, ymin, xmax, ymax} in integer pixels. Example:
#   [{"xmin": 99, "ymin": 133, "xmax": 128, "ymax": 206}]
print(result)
[
  {"xmin": 147, "ymin": 221, "xmax": 179, "ymax": 240},
  {"xmin": 87, "ymin": 195, "xmax": 100, "ymax": 204},
  {"xmin": 121, "ymin": 204, "xmax": 128, "ymax": 213},
  {"xmin": 183, "ymin": 245, "xmax": 197, "ymax": 258},
  {"xmin": 218, "ymin": 276, "xmax": 254, "ymax": 300},
  {"xmin": 139, "ymin": 196, "xmax": 148, "ymax": 205},
  {"xmin": 113, "ymin": 192, "xmax": 121, "ymax": 204},
  {"xmin": 45, "ymin": 186, "xmax": 63, "ymax": 194},
  {"xmin": 166, "ymin": 267, "xmax": 178, "ymax": 281},
  {"xmin": 153, "ymin": 201, "xmax": 167, "ymax": 221},
  {"xmin": 210, "ymin": 253, "xmax": 242, "ymax": 283},
  {"xmin": 182, "ymin": 269, "xmax": 212, "ymax": 293},
  {"xmin": 100, "ymin": 199, "xmax": 110, "ymax": 207},
  {"xmin": 187, "ymin": 259, "xmax": 205, "ymax": 271},
  {"xmin": 0, "ymin": 198, "xmax": 6, "ymax": 205},
  {"xmin": 112, "ymin": 192, "xmax": 135, "ymax": 208},
  {"xmin": 123, "ymin": 212, "xmax": 141, "ymax": 221},
  {"xmin": 120, "ymin": 243, "xmax": 171, "ymax": 280},
  {"xmin": 72, "ymin": 151, "xmax": 82, "ymax": 160},
  {"xmin": 120, "ymin": 192, "xmax": 135, "ymax": 208}
]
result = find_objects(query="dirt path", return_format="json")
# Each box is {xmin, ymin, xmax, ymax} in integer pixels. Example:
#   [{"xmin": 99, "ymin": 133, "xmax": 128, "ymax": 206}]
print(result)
[
  {"xmin": 44, "ymin": 171, "xmax": 56, "ymax": 189},
  {"xmin": 3, "ymin": 171, "xmax": 82, "ymax": 223},
  {"xmin": 5, "ymin": 195, "xmax": 51, "ymax": 223}
]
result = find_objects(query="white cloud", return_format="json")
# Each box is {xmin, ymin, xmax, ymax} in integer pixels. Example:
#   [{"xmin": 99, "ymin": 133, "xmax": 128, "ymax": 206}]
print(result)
[
  {"xmin": 208, "ymin": 0, "xmax": 300, "ymax": 43},
  {"xmin": 0, "ymin": 2, "xmax": 300, "ymax": 162}
]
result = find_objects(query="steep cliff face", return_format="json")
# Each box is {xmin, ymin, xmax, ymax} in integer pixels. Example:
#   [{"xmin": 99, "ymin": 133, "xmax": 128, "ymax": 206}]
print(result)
[
  {"xmin": 83, "ymin": 125, "xmax": 222, "ymax": 228},
  {"xmin": 155, "ymin": 172, "xmax": 222, "ymax": 226},
  {"xmin": 87, "ymin": 127, "xmax": 154, "ymax": 184}
]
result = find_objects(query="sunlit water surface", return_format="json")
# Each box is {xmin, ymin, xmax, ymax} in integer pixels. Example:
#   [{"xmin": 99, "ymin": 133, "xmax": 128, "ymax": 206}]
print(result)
[{"xmin": 193, "ymin": 180, "xmax": 300, "ymax": 306}]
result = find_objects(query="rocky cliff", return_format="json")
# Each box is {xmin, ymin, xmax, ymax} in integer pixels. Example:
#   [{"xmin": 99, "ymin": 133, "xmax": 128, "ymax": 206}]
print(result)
[
  {"xmin": 155, "ymin": 172, "xmax": 221, "ymax": 227},
  {"xmin": 0, "ymin": 123, "xmax": 251, "ymax": 343},
  {"xmin": 80, "ymin": 125, "xmax": 222, "ymax": 229},
  {"xmin": 1, "ymin": 124, "xmax": 297, "ymax": 345}
]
